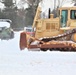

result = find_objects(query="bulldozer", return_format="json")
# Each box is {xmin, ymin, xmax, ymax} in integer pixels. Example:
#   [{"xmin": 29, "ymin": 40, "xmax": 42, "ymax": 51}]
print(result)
[{"xmin": 20, "ymin": 6, "xmax": 76, "ymax": 51}]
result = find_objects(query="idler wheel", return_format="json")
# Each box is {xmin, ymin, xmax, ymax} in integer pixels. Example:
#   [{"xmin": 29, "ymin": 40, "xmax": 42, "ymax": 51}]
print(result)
[{"xmin": 71, "ymin": 33, "xmax": 76, "ymax": 42}]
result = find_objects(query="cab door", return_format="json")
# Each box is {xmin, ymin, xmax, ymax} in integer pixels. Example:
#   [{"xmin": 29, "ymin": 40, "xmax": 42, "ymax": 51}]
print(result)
[{"xmin": 61, "ymin": 10, "xmax": 68, "ymax": 27}]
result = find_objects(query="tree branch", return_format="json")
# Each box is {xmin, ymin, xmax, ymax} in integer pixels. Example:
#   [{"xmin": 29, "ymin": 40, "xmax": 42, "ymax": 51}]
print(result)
[{"xmin": 18, "ymin": 0, "xmax": 32, "ymax": 7}]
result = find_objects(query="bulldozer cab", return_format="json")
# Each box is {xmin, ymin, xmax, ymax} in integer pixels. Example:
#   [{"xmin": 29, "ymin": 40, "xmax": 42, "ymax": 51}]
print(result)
[
  {"xmin": 59, "ymin": 7, "xmax": 76, "ymax": 28},
  {"xmin": 32, "ymin": 6, "xmax": 76, "ymax": 39}
]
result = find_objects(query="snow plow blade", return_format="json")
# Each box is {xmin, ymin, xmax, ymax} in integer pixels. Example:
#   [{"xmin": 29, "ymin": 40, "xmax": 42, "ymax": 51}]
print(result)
[{"xmin": 19, "ymin": 32, "xmax": 27, "ymax": 50}]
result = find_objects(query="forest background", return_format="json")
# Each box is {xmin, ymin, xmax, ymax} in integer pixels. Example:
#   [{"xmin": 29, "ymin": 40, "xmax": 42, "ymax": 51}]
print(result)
[{"xmin": 0, "ymin": 0, "xmax": 75, "ymax": 30}]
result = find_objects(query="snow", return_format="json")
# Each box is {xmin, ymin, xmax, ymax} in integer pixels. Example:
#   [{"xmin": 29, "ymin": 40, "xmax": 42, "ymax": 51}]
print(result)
[
  {"xmin": 0, "ymin": 31, "xmax": 76, "ymax": 75},
  {"xmin": 0, "ymin": 22, "xmax": 10, "ymax": 28}
]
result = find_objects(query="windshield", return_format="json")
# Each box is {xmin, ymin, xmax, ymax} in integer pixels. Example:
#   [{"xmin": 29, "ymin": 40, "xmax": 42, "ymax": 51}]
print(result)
[{"xmin": 70, "ymin": 10, "xmax": 76, "ymax": 19}]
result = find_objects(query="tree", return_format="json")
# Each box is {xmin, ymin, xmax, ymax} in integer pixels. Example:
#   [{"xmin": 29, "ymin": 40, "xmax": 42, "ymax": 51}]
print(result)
[
  {"xmin": 72, "ymin": 0, "xmax": 76, "ymax": 2},
  {"xmin": 18, "ymin": 0, "xmax": 42, "ymax": 26},
  {"xmin": 52, "ymin": 0, "xmax": 71, "ymax": 17},
  {"xmin": 72, "ymin": 0, "xmax": 76, "ymax": 6},
  {"xmin": 0, "ymin": 0, "xmax": 18, "ymax": 29},
  {"xmin": 1, "ymin": 0, "xmax": 14, "ymax": 7}
]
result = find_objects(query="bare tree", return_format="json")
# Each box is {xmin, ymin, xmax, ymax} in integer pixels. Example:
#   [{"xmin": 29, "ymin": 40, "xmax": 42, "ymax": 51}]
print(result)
[
  {"xmin": 51, "ymin": 0, "xmax": 71, "ymax": 18},
  {"xmin": 18, "ymin": 0, "xmax": 42, "ymax": 26},
  {"xmin": 72, "ymin": 0, "xmax": 76, "ymax": 2},
  {"xmin": 72, "ymin": 0, "xmax": 76, "ymax": 6}
]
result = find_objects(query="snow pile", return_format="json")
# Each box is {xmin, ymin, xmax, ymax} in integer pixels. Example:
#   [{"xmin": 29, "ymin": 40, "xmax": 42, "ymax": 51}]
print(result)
[{"xmin": 0, "ymin": 22, "xmax": 10, "ymax": 28}]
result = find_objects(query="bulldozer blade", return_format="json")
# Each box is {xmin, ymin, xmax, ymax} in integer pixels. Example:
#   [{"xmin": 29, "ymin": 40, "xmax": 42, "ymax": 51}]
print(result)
[{"xmin": 19, "ymin": 32, "xmax": 27, "ymax": 50}]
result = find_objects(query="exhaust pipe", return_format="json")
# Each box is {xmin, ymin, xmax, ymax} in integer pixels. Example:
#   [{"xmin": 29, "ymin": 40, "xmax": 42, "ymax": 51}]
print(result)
[{"xmin": 48, "ymin": 8, "xmax": 51, "ymax": 18}]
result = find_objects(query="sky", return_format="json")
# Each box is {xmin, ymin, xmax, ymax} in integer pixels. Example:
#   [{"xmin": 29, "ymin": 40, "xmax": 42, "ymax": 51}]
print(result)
[
  {"xmin": 0, "ymin": 2, "xmax": 4, "ymax": 9},
  {"xmin": 40, "ymin": 0, "xmax": 73, "ymax": 11}
]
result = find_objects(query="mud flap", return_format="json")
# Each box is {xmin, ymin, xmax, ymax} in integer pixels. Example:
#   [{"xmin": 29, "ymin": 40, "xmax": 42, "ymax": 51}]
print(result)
[{"xmin": 19, "ymin": 32, "xmax": 27, "ymax": 50}]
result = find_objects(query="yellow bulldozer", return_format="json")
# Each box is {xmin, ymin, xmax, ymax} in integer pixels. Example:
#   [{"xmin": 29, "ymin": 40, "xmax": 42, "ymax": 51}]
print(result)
[{"xmin": 20, "ymin": 6, "xmax": 76, "ymax": 51}]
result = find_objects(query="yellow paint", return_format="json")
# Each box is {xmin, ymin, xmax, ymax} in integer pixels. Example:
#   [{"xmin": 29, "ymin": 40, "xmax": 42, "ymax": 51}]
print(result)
[{"xmin": 32, "ymin": 6, "xmax": 76, "ymax": 39}]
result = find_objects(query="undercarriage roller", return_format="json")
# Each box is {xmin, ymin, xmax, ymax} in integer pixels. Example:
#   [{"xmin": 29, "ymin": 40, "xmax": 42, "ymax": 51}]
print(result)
[{"xmin": 40, "ymin": 48, "xmax": 48, "ymax": 51}]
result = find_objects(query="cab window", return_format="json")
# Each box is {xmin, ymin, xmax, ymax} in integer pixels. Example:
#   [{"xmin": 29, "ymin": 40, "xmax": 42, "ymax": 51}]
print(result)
[
  {"xmin": 71, "ymin": 10, "xmax": 76, "ymax": 19},
  {"xmin": 61, "ymin": 10, "xmax": 68, "ymax": 27}
]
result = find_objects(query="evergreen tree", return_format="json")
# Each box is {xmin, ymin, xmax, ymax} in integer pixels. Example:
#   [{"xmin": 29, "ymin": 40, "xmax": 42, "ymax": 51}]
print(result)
[
  {"xmin": 19, "ymin": 0, "xmax": 42, "ymax": 26},
  {"xmin": 2, "ymin": 0, "xmax": 14, "ymax": 7},
  {"xmin": 0, "ymin": 0, "xmax": 18, "ymax": 29}
]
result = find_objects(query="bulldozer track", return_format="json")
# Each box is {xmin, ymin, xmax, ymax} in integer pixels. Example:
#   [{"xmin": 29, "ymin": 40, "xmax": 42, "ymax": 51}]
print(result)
[
  {"xmin": 39, "ymin": 28, "xmax": 76, "ymax": 51},
  {"xmin": 41, "ymin": 28, "xmax": 76, "ymax": 42}
]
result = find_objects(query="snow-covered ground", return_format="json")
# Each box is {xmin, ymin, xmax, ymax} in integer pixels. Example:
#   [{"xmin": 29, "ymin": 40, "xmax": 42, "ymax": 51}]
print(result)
[{"xmin": 0, "ymin": 31, "xmax": 76, "ymax": 75}]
